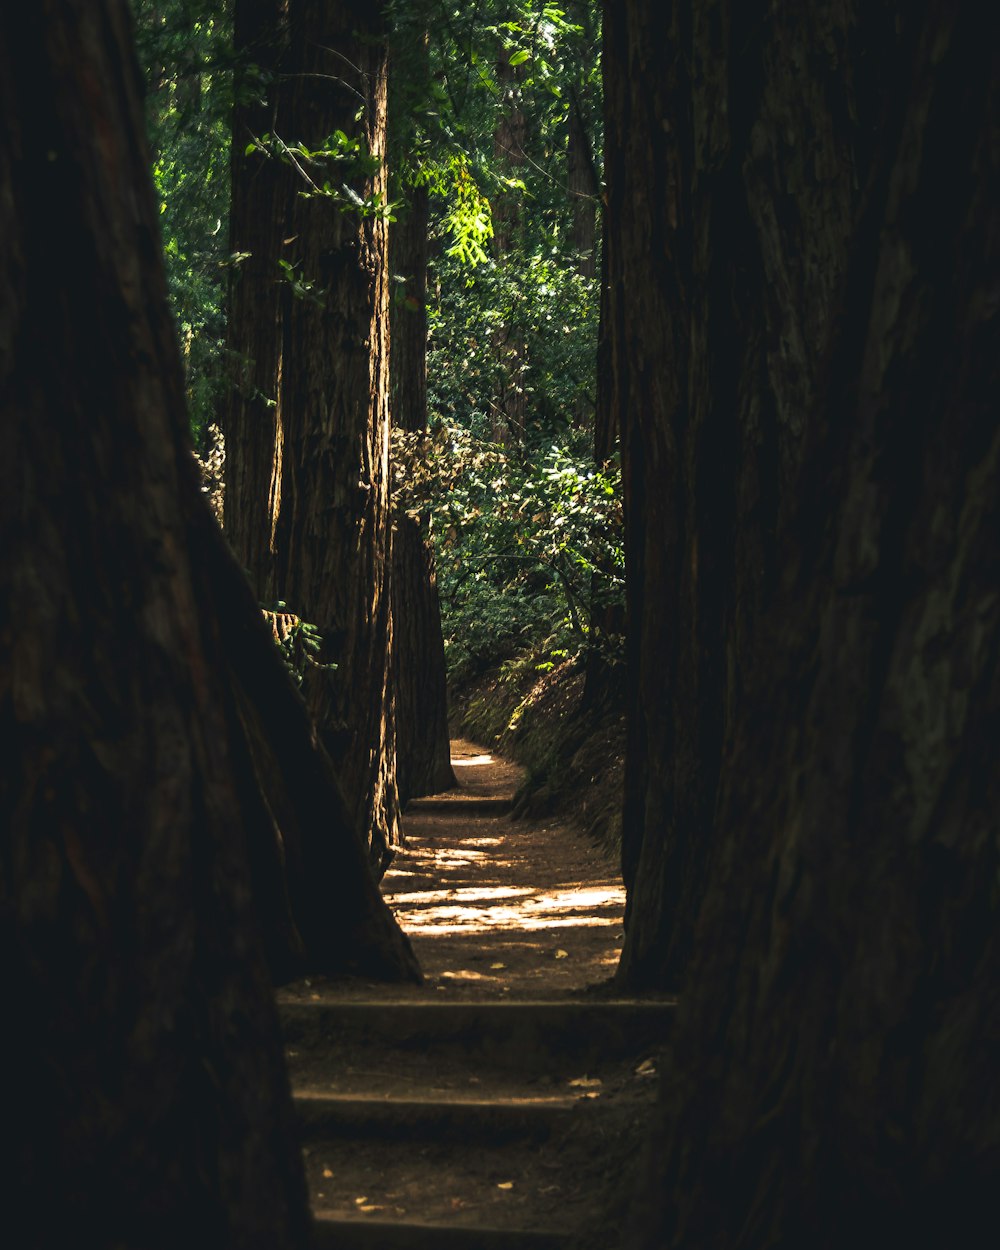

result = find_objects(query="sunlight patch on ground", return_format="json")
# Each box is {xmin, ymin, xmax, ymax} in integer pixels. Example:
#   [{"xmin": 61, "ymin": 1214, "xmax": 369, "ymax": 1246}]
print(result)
[
  {"xmin": 390, "ymin": 880, "xmax": 625, "ymax": 935},
  {"xmin": 397, "ymin": 912, "xmax": 623, "ymax": 935},
  {"xmin": 533, "ymin": 887, "xmax": 622, "ymax": 909},
  {"xmin": 451, "ymin": 753, "xmax": 494, "ymax": 767},
  {"xmin": 391, "ymin": 886, "xmax": 535, "ymax": 905}
]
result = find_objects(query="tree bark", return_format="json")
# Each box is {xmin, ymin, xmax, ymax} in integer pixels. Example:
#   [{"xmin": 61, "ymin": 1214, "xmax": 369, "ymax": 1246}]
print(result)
[
  {"xmin": 608, "ymin": 0, "xmax": 896, "ymax": 989},
  {"xmin": 225, "ymin": 0, "xmax": 401, "ymax": 872},
  {"xmin": 491, "ymin": 47, "xmax": 529, "ymax": 441},
  {"xmin": 224, "ymin": 0, "xmax": 288, "ymax": 598},
  {"xmin": 389, "ymin": 176, "xmax": 457, "ymax": 803},
  {"xmin": 0, "ymin": 5, "xmax": 313, "ymax": 1243},
  {"xmin": 581, "ymin": 51, "xmax": 621, "ymax": 712},
  {"xmin": 566, "ymin": 0, "xmax": 600, "ymax": 285},
  {"xmin": 603, "ymin": 0, "xmax": 1000, "ymax": 1243}
]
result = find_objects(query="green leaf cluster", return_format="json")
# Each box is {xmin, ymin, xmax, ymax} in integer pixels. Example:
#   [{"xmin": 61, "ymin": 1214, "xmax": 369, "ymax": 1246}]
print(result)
[
  {"xmin": 132, "ymin": 0, "xmax": 234, "ymax": 448},
  {"xmin": 392, "ymin": 421, "xmax": 623, "ymax": 684}
]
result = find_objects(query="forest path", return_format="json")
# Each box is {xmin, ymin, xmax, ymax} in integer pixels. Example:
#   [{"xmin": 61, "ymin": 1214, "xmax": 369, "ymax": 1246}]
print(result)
[
  {"xmin": 279, "ymin": 739, "xmax": 672, "ymax": 1249},
  {"xmin": 385, "ymin": 738, "xmax": 626, "ymax": 997}
]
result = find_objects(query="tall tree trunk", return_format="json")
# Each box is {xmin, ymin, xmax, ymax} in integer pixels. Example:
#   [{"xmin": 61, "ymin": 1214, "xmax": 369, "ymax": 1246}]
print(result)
[
  {"xmin": 224, "ymin": 0, "xmax": 287, "ymax": 597},
  {"xmin": 1, "ymin": 4, "xmax": 324, "ymax": 1243},
  {"xmin": 581, "ymin": 203, "xmax": 623, "ymax": 711},
  {"xmin": 608, "ymin": 0, "xmax": 890, "ymax": 989},
  {"xmin": 225, "ymin": 0, "xmax": 401, "ymax": 873},
  {"xmin": 566, "ymin": 94, "xmax": 598, "ymax": 282},
  {"xmin": 602, "ymin": 0, "xmax": 1000, "ymax": 1243},
  {"xmin": 390, "ymin": 176, "xmax": 457, "ymax": 802},
  {"xmin": 566, "ymin": 73, "xmax": 600, "ymax": 432}
]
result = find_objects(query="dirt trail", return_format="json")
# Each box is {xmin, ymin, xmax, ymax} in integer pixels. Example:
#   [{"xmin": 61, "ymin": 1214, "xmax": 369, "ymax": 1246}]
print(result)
[
  {"xmin": 386, "ymin": 739, "xmax": 627, "ymax": 997},
  {"xmin": 279, "ymin": 739, "xmax": 671, "ymax": 1248}
]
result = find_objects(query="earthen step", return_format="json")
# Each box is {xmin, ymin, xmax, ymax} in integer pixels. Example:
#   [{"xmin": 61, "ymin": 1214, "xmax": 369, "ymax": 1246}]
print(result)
[
  {"xmin": 302, "ymin": 1132, "xmax": 599, "ymax": 1245},
  {"xmin": 405, "ymin": 796, "xmax": 513, "ymax": 815},
  {"xmin": 295, "ymin": 1091, "xmax": 582, "ymax": 1142},
  {"xmin": 312, "ymin": 1215, "xmax": 569, "ymax": 1249},
  {"xmin": 280, "ymin": 998, "xmax": 674, "ymax": 1071}
]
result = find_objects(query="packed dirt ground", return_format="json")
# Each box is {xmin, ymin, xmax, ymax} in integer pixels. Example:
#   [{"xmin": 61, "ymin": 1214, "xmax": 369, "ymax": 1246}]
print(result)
[{"xmin": 278, "ymin": 740, "xmax": 670, "ymax": 1247}]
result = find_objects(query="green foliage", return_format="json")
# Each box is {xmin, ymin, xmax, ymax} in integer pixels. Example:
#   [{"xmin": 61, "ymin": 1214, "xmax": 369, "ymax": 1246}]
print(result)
[
  {"xmin": 385, "ymin": 2, "xmax": 610, "ymax": 679},
  {"xmin": 424, "ymin": 5, "xmax": 601, "ymax": 429},
  {"xmin": 132, "ymin": 0, "xmax": 233, "ymax": 448},
  {"xmin": 393, "ymin": 421, "xmax": 623, "ymax": 685},
  {"xmin": 427, "ymin": 244, "xmax": 598, "ymax": 437},
  {"xmin": 262, "ymin": 606, "xmax": 336, "ymax": 689},
  {"xmin": 244, "ymin": 130, "xmax": 395, "ymax": 218},
  {"xmin": 137, "ymin": 0, "xmax": 616, "ymax": 687}
]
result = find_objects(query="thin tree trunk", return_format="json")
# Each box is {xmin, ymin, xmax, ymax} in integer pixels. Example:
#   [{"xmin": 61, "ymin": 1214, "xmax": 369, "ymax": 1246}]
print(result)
[
  {"xmin": 567, "ymin": 94, "xmax": 598, "ymax": 282},
  {"xmin": 224, "ymin": 0, "xmax": 287, "ymax": 599},
  {"xmin": 581, "ymin": 203, "xmax": 623, "ymax": 710},
  {"xmin": 492, "ymin": 48, "xmax": 529, "ymax": 441},
  {"xmin": 390, "ymin": 175, "xmax": 456, "ymax": 802}
]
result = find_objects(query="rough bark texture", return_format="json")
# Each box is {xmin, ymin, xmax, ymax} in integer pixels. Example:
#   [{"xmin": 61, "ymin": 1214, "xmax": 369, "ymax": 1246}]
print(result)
[
  {"xmin": 0, "ymin": 5, "xmax": 311, "ymax": 1244},
  {"xmin": 225, "ymin": 0, "xmax": 400, "ymax": 871},
  {"xmin": 604, "ymin": 1, "xmax": 999, "ymax": 1245},
  {"xmin": 390, "ymin": 180, "xmax": 456, "ymax": 803},
  {"xmin": 609, "ymin": 0, "xmax": 901, "ymax": 989}
]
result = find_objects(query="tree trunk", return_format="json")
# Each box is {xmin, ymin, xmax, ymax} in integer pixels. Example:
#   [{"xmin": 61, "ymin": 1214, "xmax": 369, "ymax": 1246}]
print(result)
[
  {"xmin": 0, "ymin": 5, "xmax": 310, "ymax": 1243},
  {"xmin": 224, "ymin": 0, "xmax": 288, "ymax": 599},
  {"xmin": 608, "ymin": 0, "xmax": 893, "ymax": 990},
  {"xmin": 491, "ymin": 48, "xmax": 529, "ymax": 441},
  {"xmin": 566, "ymin": 0, "xmax": 600, "ymax": 286},
  {"xmin": 390, "ymin": 177, "xmax": 456, "ymax": 802},
  {"xmin": 225, "ymin": 0, "xmax": 401, "ymax": 873},
  {"xmin": 567, "ymin": 96, "xmax": 598, "ymax": 282},
  {"xmin": 603, "ymin": 1, "xmax": 1000, "ymax": 1244},
  {"xmin": 581, "ymin": 126, "xmax": 622, "ymax": 711}
]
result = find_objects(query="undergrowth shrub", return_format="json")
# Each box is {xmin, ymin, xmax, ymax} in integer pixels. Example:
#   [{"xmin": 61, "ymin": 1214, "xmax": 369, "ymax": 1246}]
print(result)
[{"xmin": 392, "ymin": 422, "xmax": 624, "ymax": 686}]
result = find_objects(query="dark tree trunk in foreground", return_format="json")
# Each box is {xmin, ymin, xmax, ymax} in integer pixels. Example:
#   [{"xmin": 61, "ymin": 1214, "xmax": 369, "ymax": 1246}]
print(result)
[
  {"xmin": 604, "ymin": 1, "xmax": 999, "ymax": 1244},
  {"xmin": 0, "ymin": 5, "xmax": 307, "ymax": 1244},
  {"xmin": 608, "ymin": 0, "xmax": 899, "ymax": 989},
  {"xmin": 390, "ymin": 178, "xmax": 456, "ymax": 802},
  {"xmin": 226, "ymin": 0, "xmax": 400, "ymax": 871},
  {"xmin": 1, "ymin": 4, "xmax": 416, "ymax": 1242}
]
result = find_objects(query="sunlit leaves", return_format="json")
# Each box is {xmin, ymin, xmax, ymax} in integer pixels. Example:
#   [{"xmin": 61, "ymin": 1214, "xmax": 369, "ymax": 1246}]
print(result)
[
  {"xmin": 443, "ymin": 158, "xmax": 495, "ymax": 265},
  {"xmin": 391, "ymin": 420, "xmax": 623, "ymax": 683}
]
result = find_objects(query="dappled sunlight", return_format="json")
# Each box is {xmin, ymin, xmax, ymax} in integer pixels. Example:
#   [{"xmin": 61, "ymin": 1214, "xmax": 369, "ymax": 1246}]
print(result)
[
  {"xmin": 382, "ymin": 743, "xmax": 626, "ymax": 993},
  {"xmin": 386, "ymin": 862, "xmax": 624, "ymax": 937},
  {"xmin": 399, "ymin": 909, "xmax": 622, "ymax": 935},
  {"xmin": 392, "ymin": 886, "xmax": 535, "ymax": 904}
]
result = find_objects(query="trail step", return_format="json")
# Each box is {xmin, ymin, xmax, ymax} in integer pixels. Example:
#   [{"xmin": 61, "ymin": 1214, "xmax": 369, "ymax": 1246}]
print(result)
[
  {"xmin": 312, "ymin": 1215, "xmax": 569, "ymax": 1249},
  {"xmin": 302, "ymin": 1131, "xmax": 594, "ymax": 1247},
  {"xmin": 290, "ymin": 738, "xmax": 652, "ymax": 1250},
  {"xmin": 281, "ymin": 998, "xmax": 674, "ymax": 1071},
  {"xmin": 406, "ymin": 796, "xmax": 513, "ymax": 815},
  {"xmin": 295, "ymin": 1091, "xmax": 579, "ymax": 1142}
]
